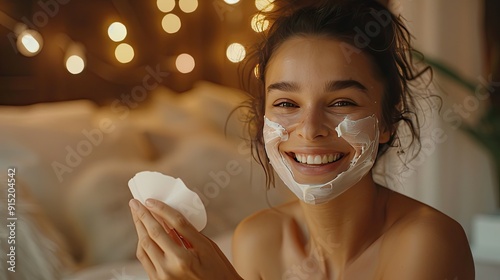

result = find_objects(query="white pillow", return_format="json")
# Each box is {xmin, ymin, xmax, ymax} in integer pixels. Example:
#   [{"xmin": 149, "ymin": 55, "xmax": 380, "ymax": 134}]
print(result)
[
  {"xmin": 177, "ymin": 81, "xmax": 249, "ymax": 136},
  {"xmin": 0, "ymin": 177, "xmax": 76, "ymax": 279},
  {"xmin": 0, "ymin": 100, "xmax": 154, "ymax": 259}
]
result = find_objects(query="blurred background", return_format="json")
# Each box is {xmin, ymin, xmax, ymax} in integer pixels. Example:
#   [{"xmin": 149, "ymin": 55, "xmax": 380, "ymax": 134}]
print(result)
[
  {"xmin": 0, "ymin": 0, "xmax": 499, "ymax": 279},
  {"xmin": 0, "ymin": 0, "xmax": 261, "ymax": 105}
]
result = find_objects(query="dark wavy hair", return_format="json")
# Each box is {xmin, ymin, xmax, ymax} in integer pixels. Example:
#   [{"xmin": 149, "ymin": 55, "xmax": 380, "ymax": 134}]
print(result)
[{"xmin": 238, "ymin": 0, "xmax": 431, "ymax": 188}]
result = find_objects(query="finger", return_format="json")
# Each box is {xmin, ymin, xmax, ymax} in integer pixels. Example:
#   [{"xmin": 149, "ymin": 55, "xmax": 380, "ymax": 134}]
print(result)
[
  {"xmin": 145, "ymin": 199, "xmax": 201, "ymax": 245},
  {"xmin": 172, "ymin": 228, "xmax": 193, "ymax": 249},
  {"xmin": 131, "ymin": 199, "xmax": 186, "ymax": 277},
  {"xmin": 151, "ymin": 212, "xmax": 185, "ymax": 248},
  {"xmin": 130, "ymin": 199, "xmax": 187, "ymax": 256},
  {"xmin": 129, "ymin": 202, "xmax": 157, "ymax": 273}
]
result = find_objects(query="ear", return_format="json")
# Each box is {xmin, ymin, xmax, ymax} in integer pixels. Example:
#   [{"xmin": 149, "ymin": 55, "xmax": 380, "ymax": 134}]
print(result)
[{"xmin": 378, "ymin": 125, "xmax": 392, "ymax": 144}]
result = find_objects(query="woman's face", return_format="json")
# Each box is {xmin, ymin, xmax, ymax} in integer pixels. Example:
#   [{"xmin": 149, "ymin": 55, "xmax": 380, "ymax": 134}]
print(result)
[{"xmin": 264, "ymin": 36, "xmax": 390, "ymax": 184}]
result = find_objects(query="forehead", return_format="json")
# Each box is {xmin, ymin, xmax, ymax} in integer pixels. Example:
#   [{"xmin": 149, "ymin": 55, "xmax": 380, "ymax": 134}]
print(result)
[{"xmin": 265, "ymin": 36, "xmax": 382, "ymax": 91}]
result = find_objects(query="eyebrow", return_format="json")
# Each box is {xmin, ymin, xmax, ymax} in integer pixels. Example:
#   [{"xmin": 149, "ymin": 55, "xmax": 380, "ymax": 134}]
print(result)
[
  {"xmin": 267, "ymin": 79, "xmax": 368, "ymax": 94},
  {"xmin": 266, "ymin": 81, "xmax": 300, "ymax": 93},
  {"xmin": 324, "ymin": 79, "xmax": 368, "ymax": 92}
]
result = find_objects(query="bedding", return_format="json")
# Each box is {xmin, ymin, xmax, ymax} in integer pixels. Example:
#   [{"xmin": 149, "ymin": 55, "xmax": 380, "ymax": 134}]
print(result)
[{"xmin": 0, "ymin": 81, "xmax": 294, "ymax": 279}]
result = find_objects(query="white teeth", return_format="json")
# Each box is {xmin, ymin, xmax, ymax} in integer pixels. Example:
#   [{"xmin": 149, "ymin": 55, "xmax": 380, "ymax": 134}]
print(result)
[
  {"xmin": 333, "ymin": 154, "xmax": 340, "ymax": 161},
  {"xmin": 307, "ymin": 155, "xmax": 314, "ymax": 164},
  {"xmin": 295, "ymin": 153, "xmax": 343, "ymax": 164},
  {"xmin": 328, "ymin": 154, "xmax": 334, "ymax": 162},
  {"xmin": 313, "ymin": 155, "xmax": 322, "ymax": 164}
]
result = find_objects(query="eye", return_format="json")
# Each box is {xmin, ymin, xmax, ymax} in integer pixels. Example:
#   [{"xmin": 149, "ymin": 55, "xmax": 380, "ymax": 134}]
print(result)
[
  {"xmin": 331, "ymin": 100, "xmax": 356, "ymax": 107},
  {"xmin": 274, "ymin": 101, "xmax": 298, "ymax": 108}
]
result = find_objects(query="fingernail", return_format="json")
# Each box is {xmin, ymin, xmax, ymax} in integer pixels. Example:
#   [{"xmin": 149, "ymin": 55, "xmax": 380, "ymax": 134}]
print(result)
[
  {"xmin": 129, "ymin": 199, "xmax": 140, "ymax": 211},
  {"xmin": 145, "ymin": 199, "xmax": 155, "ymax": 208}
]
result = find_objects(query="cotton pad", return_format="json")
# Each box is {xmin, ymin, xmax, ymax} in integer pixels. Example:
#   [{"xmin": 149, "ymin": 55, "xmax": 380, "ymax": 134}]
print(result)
[{"xmin": 128, "ymin": 171, "xmax": 207, "ymax": 231}]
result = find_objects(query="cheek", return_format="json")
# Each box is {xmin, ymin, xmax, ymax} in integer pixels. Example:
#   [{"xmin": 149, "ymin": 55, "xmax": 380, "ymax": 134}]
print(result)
[{"xmin": 372, "ymin": 102, "xmax": 391, "ymax": 144}]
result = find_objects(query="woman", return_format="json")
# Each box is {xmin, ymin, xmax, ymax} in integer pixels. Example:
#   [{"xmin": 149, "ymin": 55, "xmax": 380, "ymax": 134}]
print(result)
[{"xmin": 129, "ymin": 1, "xmax": 475, "ymax": 279}]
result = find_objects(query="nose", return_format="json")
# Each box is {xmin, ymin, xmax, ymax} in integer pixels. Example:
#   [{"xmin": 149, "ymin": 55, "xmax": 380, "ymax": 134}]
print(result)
[{"xmin": 296, "ymin": 111, "xmax": 331, "ymax": 140}]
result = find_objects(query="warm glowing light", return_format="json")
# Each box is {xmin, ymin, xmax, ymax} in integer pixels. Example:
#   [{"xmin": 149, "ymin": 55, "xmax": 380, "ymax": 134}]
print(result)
[
  {"xmin": 226, "ymin": 43, "xmax": 246, "ymax": 63},
  {"xmin": 179, "ymin": 0, "xmax": 198, "ymax": 13},
  {"xmin": 115, "ymin": 43, "xmax": 134, "ymax": 63},
  {"xmin": 108, "ymin": 22, "xmax": 127, "ymax": 42},
  {"xmin": 255, "ymin": 0, "xmax": 274, "ymax": 11},
  {"xmin": 17, "ymin": 30, "xmax": 43, "ymax": 57},
  {"xmin": 66, "ymin": 55, "xmax": 85, "ymax": 74},
  {"xmin": 64, "ymin": 42, "xmax": 86, "ymax": 74},
  {"xmin": 21, "ymin": 35, "xmax": 40, "ymax": 53},
  {"xmin": 162, "ymin": 13, "xmax": 181, "ymax": 34},
  {"xmin": 176, "ymin": 53, "xmax": 195, "ymax": 73},
  {"xmin": 251, "ymin": 14, "xmax": 269, "ymax": 32},
  {"xmin": 224, "ymin": 0, "xmax": 240, "ymax": 4},
  {"xmin": 254, "ymin": 64, "xmax": 260, "ymax": 78},
  {"xmin": 157, "ymin": 0, "xmax": 175, "ymax": 13}
]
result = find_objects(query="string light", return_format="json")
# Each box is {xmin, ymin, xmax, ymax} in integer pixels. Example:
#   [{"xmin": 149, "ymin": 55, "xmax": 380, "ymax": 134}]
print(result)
[
  {"xmin": 108, "ymin": 22, "xmax": 127, "ymax": 42},
  {"xmin": 13, "ymin": 24, "xmax": 43, "ymax": 57},
  {"xmin": 179, "ymin": 0, "xmax": 198, "ymax": 13},
  {"xmin": 66, "ymin": 55, "xmax": 85, "ymax": 74},
  {"xmin": 3, "ymin": 2, "xmax": 260, "ymax": 76},
  {"xmin": 226, "ymin": 43, "xmax": 246, "ymax": 63},
  {"xmin": 251, "ymin": 13, "xmax": 269, "ymax": 32},
  {"xmin": 157, "ymin": 0, "xmax": 176, "ymax": 13},
  {"xmin": 255, "ymin": 0, "xmax": 274, "ymax": 11},
  {"xmin": 65, "ymin": 42, "xmax": 86, "ymax": 74},
  {"xmin": 115, "ymin": 43, "xmax": 134, "ymax": 63},
  {"xmin": 162, "ymin": 13, "xmax": 181, "ymax": 34},
  {"xmin": 176, "ymin": 53, "xmax": 195, "ymax": 73}
]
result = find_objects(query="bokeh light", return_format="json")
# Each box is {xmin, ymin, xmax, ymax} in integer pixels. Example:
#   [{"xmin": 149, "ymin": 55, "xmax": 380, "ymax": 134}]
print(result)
[
  {"xmin": 251, "ymin": 14, "xmax": 269, "ymax": 32},
  {"xmin": 226, "ymin": 43, "xmax": 246, "ymax": 63},
  {"xmin": 179, "ymin": 0, "xmax": 198, "ymax": 13},
  {"xmin": 115, "ymin": 43, "xmax": 134, "ymax": 63},
  {"xmin": 108, "ymin": 22, "xmax": 127, "ymax": 42},
  {"xmin": 176, "ymin": 53, "xmax": 195, "ymax": 73},
  {"xmin": 162, "ymin": 13, "xmax": 182, "ymax": 34},
  {"xmin": 16, "ymin": 29, "xmax": 43, "ymax": 57},
  {"xmin": 66, "ymin": 55, "xmax": 85, "ymax": 74},
  {"xmin": 157, "ymin": 0, "xmax": 176, "ymax": 13},
  {"xmin": 224, "ymin": 0, "xmax": 240, "ymax": 4},
  {"xmin": 255, "ymin": 0, "xmax": 274, "ymax": 11}
]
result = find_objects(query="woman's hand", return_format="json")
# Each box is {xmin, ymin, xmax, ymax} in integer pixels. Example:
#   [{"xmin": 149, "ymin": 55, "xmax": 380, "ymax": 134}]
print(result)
[{"xmin": 129, "ymin": 198, "xmax": 242, "ymax": 280}]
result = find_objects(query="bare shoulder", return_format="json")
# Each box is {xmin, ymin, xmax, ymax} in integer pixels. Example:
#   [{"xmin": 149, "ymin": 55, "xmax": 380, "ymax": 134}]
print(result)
[
  {"xmin": 232, "ymin": 201, "xmax": 299, "ymax": 279},
  {"xmin": 380, "ymin": 190, "xmax": 475, "ymax": 279}
]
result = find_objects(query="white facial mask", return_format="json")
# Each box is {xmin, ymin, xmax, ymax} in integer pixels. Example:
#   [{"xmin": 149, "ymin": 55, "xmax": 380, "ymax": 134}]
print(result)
[{"xmin": 263, "ymin": 115, "xmax": 380, "ymax": 204}]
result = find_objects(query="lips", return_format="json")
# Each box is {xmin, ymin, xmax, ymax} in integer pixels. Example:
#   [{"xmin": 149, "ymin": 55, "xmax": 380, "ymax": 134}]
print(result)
[{"xmin": 292, "ymin": 153, "xmax": 344, "ymax": 165}]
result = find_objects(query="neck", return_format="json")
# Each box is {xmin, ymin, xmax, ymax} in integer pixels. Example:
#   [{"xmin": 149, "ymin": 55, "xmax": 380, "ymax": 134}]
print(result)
[{"xmin": 299, "ymin": 173, "xmax": 387, "ymax": 269}]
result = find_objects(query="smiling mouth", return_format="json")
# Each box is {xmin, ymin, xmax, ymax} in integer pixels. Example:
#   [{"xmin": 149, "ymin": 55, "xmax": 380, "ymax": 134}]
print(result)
[{"xmin": 290, "ymin": 153, "xmax": 345, "ymax": 165}]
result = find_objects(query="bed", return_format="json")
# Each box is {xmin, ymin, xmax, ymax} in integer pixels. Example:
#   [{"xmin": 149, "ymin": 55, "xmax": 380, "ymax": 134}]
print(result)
[{"xmin": 0, "ymin": 80, "xmax": 294, "ymax": 279}]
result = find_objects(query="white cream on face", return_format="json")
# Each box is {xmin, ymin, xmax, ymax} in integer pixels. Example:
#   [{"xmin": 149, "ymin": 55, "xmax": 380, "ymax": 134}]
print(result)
[{"xmin": 263, "ymin": 115, "xmax": 380, "ymax": 204}]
